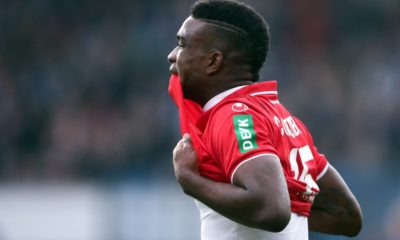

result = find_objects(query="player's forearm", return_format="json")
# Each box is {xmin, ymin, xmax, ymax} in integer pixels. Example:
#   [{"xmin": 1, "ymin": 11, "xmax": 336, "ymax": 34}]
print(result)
[
  {"xmin": 309, "ymin": 166, "xmax": 363, "ymax": 236},
  {"xmin": 177, "ymin": 170, "xmax": 289, "ymax": 232},
  {"xmin": 309, "ymin": 205, "xmax": 362, "ymax": 236}
]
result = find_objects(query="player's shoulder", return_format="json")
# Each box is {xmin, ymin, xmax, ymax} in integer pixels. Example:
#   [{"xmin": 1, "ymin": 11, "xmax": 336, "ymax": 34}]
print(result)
[{"xmin": 212, "ymin": 95, "xmax": 262, "ymax": 114}]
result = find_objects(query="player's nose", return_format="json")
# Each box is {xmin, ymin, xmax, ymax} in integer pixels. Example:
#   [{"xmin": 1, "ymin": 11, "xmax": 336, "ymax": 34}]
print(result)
[{"xmin": 168, "ymin": 47, "xmax": 177, "ymax": 63}]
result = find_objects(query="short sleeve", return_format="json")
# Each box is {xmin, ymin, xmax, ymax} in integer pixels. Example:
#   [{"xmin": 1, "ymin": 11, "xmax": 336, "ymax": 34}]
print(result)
[{"xmin": 205, "ymin": 102, "xmax": 279, "ymax": 183}]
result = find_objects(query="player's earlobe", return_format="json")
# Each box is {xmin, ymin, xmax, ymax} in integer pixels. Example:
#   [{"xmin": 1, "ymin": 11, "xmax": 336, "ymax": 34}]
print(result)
[{"xmin": 206, "ymin": 50, "xmax": 223, "ymax": 74}]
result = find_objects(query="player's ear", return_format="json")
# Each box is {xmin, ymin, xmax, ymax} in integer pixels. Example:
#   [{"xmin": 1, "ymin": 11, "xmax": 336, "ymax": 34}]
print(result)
[{"xmin": 206, "ymin": 50, "xmax": 223, "ymax": 74}]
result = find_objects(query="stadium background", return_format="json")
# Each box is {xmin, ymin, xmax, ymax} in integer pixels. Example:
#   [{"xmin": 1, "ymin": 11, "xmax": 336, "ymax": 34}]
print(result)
[{"xmin": 0, "ymin": 0, "xmax": 399, "ymax": 239}]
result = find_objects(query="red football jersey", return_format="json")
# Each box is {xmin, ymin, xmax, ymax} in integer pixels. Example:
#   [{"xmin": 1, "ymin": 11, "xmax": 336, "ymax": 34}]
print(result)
[{"xmin": 169, "ymin": 74, "xmax": 329, "ymax": 216}]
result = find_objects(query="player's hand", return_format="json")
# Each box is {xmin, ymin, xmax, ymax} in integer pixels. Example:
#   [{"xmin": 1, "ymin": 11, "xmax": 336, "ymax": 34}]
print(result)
[{"xmin": 172, "ymin": 134, "xmax": 199, "ymax": 185}]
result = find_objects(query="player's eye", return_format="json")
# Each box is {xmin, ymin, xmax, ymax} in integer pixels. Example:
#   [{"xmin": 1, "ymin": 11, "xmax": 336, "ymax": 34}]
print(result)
[{"xmin": 177, "ymin": 36, "xmax": 185, "ymax": 47}]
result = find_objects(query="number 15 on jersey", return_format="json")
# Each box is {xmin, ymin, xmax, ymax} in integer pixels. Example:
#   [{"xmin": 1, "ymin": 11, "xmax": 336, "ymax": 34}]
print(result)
[{"xmin": 289, "ymin": 145, "xmax": 319, "ymax": 202}]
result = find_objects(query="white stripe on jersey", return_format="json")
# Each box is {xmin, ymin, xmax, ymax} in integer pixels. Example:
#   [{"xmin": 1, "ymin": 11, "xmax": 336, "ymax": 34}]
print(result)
[
  {"xmin": 317, "ymin": 163, "xmax": 330, "ymax": 180},
  {"xmin": 250, "ymin": 91, "xmax": 278, "ymax": 96},
  {"xmin": 203, "ymin": 86, "xmax": 245, "ymax": 111}
]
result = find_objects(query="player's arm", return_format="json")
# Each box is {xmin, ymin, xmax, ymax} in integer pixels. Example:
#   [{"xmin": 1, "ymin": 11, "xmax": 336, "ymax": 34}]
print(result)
[
  {"xmin": 308, "ymin": 165, "xmax": 363, "ymax": 236},
  {"xmin": 173, "ymin": 134, "xmax": 291, "ymax": 232}
]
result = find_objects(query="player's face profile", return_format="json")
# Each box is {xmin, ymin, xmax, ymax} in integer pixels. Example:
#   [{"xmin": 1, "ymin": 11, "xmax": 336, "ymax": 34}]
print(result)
[{"xmin": 168, "ymin": 16, "xmax": 211, "ymax": 99}]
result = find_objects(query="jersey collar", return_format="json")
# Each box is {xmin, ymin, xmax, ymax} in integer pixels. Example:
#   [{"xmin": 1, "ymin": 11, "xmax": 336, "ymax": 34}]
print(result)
[
  {"xmin": 203, "ymin": 85, "xmax": 246, "ymax": 112},
  {"xmin": 203, "ymin": 81, "xmax": 278, "ymax": 112}
]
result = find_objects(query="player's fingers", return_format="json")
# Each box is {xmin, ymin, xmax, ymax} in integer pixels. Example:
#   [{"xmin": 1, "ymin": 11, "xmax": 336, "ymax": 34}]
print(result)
[{"xmin": 182, "ymin": 134, "xmax": 193, "ymax": 148}]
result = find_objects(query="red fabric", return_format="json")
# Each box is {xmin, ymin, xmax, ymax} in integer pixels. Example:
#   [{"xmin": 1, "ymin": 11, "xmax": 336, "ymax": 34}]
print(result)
[
  {"xmin": 168, "ymin": 74, "xmax": 328, "ymax": 216},
  {"xmin": 168, "ymin": 74, "xmax": 205, "ymax": 158}
]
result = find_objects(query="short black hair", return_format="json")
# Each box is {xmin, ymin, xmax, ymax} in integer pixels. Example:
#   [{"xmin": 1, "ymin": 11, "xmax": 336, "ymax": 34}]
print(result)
[{"xmin": 191, "ymin": 0, "xmax": 270, "ymax": 81}]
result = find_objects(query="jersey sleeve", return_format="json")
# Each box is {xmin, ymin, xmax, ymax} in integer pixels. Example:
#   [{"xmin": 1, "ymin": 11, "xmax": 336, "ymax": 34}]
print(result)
[
  {"xmin": 206, "ymin": 102, "xmax": 279, "ymax": 183},
  {"xmin": 311, "ymin": 146, "xmax": 329, "ymax": 180}
]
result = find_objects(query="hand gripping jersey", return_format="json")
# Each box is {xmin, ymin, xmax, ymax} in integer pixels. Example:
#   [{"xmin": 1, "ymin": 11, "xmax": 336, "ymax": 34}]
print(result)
[{"xmin": 169, "ymin": 75, "xmax": 329, "ymax": 240}]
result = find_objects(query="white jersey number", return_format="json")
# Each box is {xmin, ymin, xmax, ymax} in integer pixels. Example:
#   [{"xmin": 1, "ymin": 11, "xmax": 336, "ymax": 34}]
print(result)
[{"xmin": 289, "ymin": 145, "xmax": 319, "ymax": 194}]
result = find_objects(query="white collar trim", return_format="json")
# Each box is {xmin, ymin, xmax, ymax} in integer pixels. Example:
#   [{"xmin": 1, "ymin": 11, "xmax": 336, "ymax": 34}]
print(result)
[{"xmin": 203, "ymin": 85, "xmax": 246, "ymax": 112}]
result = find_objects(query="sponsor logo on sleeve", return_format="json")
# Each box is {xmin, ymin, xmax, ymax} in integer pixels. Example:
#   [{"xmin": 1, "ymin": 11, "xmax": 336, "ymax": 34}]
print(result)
[{"xmin": 233, "ymin": 114, "xmax": 258, "ymax": 153}]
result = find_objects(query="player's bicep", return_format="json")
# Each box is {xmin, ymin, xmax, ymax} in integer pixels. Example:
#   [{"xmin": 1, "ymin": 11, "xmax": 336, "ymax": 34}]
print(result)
[{"xmin": 232, "ymin": 154, "xmax": 290, "ymax": 208}]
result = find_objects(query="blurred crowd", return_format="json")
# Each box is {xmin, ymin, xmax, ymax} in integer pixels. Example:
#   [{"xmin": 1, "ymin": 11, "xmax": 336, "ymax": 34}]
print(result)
[
  {"xmin": 0, "ymin": 1, "xmax": 399, "ymax": 239},
  {"xmin": 0, "ymin": 0, "xmax": 399, "ymax": 182}
]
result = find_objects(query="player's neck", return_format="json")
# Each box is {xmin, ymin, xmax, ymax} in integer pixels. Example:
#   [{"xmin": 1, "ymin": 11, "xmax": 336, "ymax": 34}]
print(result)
[{"xmin": 199, "ymin": 79, "xmax": 253, "ymax": 107}]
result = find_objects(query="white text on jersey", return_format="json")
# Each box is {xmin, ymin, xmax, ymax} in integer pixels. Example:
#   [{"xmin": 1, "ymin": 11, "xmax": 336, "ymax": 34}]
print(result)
[{"xmin": 273, "ymin": 116, "xmax": 301, "ymax": 138}]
